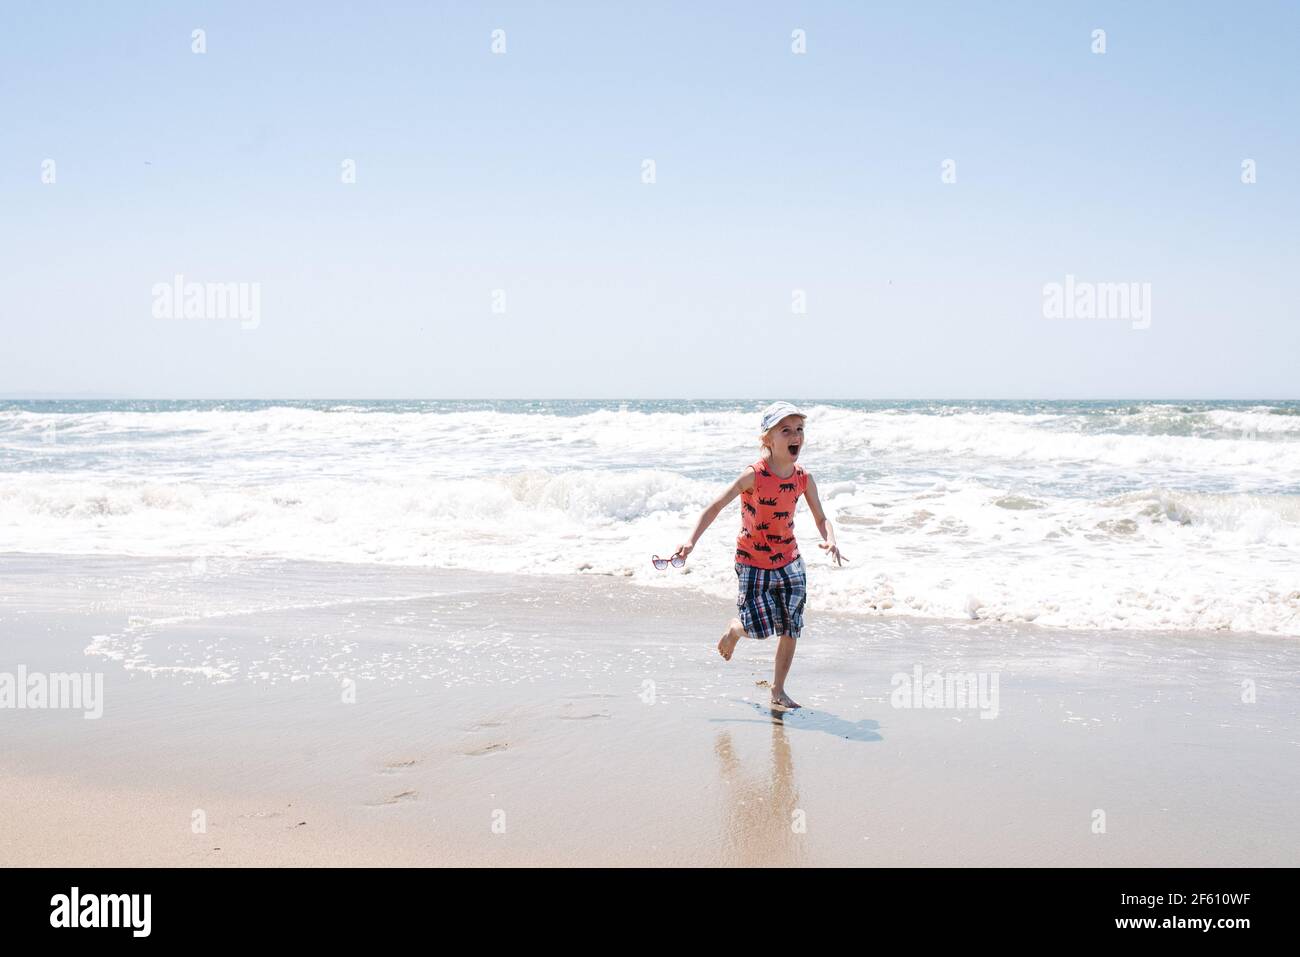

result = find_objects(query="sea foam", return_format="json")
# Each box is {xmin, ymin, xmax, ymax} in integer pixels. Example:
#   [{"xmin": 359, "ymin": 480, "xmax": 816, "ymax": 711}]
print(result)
[{"xmin": 2, "ymin": 400, "xmax": 1297, "ymax": 636}]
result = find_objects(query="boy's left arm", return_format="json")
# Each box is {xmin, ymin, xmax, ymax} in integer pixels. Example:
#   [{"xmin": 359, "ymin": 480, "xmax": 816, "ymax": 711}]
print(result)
[{"xmin": 803, "ymin": 474, "xmax": 848, "ymax": 566}]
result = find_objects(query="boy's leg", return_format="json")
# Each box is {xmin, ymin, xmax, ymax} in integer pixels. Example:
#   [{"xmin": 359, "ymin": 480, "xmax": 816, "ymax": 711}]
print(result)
[
  {"xmin": 717, "ymin": 617, "xmax": 748, "ymax": 660},
  {"xmin": 771, "ymin": 634, "xmax": 800, "ymax": 709},
  {"xmin": 770, "ymin": 558, "xmax": 805, "ymax": 708}
]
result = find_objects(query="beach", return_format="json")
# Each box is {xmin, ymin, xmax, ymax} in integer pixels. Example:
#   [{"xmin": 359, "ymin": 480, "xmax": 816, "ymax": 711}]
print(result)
[
  {"xmin": 3, "ymin": 552, "xmax": 1296, "ymax": 867},
  {"xmin": 6, "ymin": 0, "xmax": 1300, "ymax": 896}
]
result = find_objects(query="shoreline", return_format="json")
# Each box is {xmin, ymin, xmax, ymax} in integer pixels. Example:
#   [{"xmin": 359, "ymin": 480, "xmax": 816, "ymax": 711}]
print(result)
[
  {"xmin": 2, "ymin": 552, "xmax": 1297, "ymax": 867},
  {"xmin": 0, "ymin": 549, "xmax": 1293, "ymax": 647}
]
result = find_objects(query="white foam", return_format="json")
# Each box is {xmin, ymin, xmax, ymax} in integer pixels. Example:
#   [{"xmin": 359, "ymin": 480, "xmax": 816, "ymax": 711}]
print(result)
[{"xmin": 4, "ymin": 404, "xmax": 1299, "ymax": 637}]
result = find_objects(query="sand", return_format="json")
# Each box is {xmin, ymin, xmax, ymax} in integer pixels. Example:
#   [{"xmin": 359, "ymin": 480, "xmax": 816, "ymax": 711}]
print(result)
[{"xmin": 1, "ymin": 553, "xmax": 1296, "ymax": 866}]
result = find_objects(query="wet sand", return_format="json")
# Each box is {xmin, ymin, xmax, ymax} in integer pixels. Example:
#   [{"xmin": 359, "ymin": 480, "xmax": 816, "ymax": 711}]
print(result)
[{"xmin": 1, "ymin": 553, "xmax": 1296, "ymax": 866}]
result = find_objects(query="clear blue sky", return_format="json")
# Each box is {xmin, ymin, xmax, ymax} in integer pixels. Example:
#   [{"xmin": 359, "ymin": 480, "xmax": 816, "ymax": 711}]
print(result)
[{"xmin": 2, "ymin": 1, "xmax": 1296, "ymax": 398}]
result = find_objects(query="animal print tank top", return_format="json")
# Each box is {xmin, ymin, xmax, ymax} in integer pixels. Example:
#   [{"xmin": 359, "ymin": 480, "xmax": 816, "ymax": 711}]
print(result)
[{"xmin": 735, "ymin": 458, "xmax": 808, "ymax": 569}]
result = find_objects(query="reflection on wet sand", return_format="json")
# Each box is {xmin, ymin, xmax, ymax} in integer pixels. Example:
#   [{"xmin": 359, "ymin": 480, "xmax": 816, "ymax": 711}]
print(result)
[
  {"xmin": 711, "ymin": 705, "xmax": 882, "ymax": 866},
  {"xmin": 714, "ymin": 716, "xmax": 804, "ymax": 866}
]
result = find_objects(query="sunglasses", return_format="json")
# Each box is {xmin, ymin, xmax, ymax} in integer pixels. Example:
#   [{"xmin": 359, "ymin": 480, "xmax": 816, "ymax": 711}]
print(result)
[{"xmin": 651, "ymin": 554, "xmax": 686, "ymax": 570}]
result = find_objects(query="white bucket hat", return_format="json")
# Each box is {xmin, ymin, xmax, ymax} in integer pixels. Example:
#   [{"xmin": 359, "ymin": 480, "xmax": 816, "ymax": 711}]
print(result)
[{"xmin": 759, "ymin": 401, "xmax": 807, "ymax": 435}]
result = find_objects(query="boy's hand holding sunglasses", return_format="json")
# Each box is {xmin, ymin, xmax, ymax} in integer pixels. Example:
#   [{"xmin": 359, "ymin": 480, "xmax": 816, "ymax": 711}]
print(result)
[{"xmin": 652, "ymin": 547, "xmax": 689, "ymax": 570}]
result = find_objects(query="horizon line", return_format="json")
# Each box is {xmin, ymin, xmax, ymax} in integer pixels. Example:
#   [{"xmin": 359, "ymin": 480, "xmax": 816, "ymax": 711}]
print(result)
[{"xmin": 2, "ymin": 396, "xmax": 1297, "ymax": 404}]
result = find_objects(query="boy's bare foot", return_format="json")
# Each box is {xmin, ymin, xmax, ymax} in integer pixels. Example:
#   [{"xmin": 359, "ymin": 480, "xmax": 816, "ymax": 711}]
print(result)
[
  {"xmin": 771, "ymin": 690, "xmax": 800, "ymax": 710},
  {"xmin": 717, "ymin": 620, "xmax": 744, "ymax": 661}
]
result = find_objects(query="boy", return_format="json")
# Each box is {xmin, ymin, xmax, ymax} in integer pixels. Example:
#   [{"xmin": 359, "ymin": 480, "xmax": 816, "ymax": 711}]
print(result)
[{"xmin": 672, "ymin": 401, "xmax": 846, "ymax": 709}]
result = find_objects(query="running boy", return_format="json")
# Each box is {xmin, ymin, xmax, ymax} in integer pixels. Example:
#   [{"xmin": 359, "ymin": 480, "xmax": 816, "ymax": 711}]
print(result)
[{"xmin": 672, "ymin": 401, "xmax": 846, "ymax": 709}]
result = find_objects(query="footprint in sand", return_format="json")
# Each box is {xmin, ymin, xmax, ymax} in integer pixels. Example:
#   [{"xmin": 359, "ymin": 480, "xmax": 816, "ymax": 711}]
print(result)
[
  {"xmin": 241, "ymin": 809, "xmax": 284, "ymax": 820},
  {"xmin": 463, "ymin": 742, "xmax": 509, "ymax": 756},
  {"xmin": 365, "ymin": 789, "xmax": 418, "ymax": 807},
  {"xmin": 559, "ymin": 698, "xmax": 612, "ymax": 720},
  {"xmin": 381, "ymin": 759, "xmax": 419, "ymax": 774}
]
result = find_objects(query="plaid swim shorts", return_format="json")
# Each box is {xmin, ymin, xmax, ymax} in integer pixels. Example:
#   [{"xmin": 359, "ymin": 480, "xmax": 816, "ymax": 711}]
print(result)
[{"xmin": 735, "ymin": 556, "xmax": 806, "ymax": 640}]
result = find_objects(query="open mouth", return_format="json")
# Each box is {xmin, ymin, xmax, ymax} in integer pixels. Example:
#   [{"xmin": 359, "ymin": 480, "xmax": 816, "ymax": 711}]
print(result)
[{"xmin": 788, "ymin": 444, "xmax": 800, "ymax": 456}]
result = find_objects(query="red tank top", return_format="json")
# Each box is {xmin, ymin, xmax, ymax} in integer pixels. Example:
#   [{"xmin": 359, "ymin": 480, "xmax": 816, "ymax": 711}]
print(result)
[{"xmin": 735, "ymin": 458, "xmax": 808, "ymax": 569}]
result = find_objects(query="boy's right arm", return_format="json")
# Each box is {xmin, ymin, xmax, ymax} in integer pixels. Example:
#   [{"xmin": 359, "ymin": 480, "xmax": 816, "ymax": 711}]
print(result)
[{"xmin": 674, "ymin": 468, "xmax": 755, "ymax": 560}]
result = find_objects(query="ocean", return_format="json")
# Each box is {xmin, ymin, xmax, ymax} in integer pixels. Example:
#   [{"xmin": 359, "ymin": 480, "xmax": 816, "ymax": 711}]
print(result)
[{"xmin": 2, "ymin": 399, "xmax": 1298, "ymax": 637}]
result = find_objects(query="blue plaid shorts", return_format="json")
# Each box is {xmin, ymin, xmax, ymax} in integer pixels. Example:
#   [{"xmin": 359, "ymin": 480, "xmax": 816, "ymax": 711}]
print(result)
[{"xmin": 735, "ymin": 556, "xmax": 806, "ymax": 639}]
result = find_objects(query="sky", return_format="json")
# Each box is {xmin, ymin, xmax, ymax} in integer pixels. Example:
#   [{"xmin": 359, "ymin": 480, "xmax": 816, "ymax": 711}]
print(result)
[{"xmin": 1, "ymin": 1, "xmax": 1297, "ymax": 399}]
